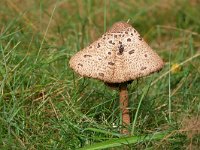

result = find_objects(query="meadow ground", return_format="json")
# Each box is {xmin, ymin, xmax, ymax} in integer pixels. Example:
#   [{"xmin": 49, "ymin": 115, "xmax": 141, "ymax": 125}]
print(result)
[{"xmin": 0, "ymin": 0, "xmax": 200, "ymax": 149}]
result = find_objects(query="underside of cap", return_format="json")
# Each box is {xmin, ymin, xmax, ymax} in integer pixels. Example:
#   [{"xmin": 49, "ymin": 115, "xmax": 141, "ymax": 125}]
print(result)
[{"xmin": 69, "ymin": 22, "xmax": 164, "ymax": 83}]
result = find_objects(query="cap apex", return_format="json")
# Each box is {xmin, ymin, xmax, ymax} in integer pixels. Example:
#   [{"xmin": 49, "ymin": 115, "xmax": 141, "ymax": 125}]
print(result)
[{"xmin": 108, "ymin": 21, "xmax": 132, "ymax": 33}]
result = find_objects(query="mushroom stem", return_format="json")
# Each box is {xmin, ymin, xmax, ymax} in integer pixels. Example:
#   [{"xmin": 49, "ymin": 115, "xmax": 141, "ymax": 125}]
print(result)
[{"xmin": 119, "ymin": 83, "xmax": 130, "ymax": 134}]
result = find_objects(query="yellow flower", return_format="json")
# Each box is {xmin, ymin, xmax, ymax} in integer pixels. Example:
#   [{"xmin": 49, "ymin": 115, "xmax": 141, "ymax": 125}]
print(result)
[{"xmin": 171, "ymin": 63, "xmax": 181, "ymax": 73}]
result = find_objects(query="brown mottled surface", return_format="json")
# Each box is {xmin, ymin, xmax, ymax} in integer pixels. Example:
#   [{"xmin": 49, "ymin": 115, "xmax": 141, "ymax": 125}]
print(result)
[{"xmin": 69, "ymin": 21, "xmax": 164, "ymax": 83}]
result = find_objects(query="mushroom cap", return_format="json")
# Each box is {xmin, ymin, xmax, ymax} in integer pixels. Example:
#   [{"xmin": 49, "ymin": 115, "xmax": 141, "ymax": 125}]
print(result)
[{"xmin": 69, "ymin": 21, "xmax": 164, "ymax": 83}]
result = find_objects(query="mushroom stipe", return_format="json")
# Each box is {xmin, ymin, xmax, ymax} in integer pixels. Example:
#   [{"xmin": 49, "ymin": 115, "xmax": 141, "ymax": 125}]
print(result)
[
  {"xmin": 119, "ymin": 82, "xmax": 130, "ymax": 134},
  {"xmin": 69, "ymin": 21, "xmax": 164, "ymax": 135}
]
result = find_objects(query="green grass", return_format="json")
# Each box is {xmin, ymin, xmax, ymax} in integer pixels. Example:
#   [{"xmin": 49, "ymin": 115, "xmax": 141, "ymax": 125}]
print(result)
[{"xmin": 0, "ymin": 0, "xmax": 200, "ymax": 149}]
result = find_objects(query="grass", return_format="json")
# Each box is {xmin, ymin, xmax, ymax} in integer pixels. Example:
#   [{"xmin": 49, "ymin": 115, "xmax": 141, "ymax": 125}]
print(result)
[{"xmin": 0, "ymin": 0, "xmax": 200, "ymax": 149}]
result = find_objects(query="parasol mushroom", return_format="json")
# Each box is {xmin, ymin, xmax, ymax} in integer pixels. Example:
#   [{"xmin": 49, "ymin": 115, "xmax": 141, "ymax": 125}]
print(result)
[{"xmin": 69, "ymin": 21, "xmax": 164, "ymax": 134}]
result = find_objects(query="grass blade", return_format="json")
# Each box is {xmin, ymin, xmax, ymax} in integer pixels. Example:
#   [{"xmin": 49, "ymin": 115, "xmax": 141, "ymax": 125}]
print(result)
[{"xmin": 79, "ymin": 132, "xmax": 168, "ymax": 150}]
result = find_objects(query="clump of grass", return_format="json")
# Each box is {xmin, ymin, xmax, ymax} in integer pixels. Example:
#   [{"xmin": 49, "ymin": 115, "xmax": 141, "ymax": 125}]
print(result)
[{"xmin": 181, "ymin": 116, "xmax": 200, "ymax": 149}]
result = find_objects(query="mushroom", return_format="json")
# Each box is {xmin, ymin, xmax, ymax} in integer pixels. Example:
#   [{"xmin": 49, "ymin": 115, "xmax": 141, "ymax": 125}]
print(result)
[{"xmin": 69, "ymin": 21, "xmax": 164, "ymax": 134}]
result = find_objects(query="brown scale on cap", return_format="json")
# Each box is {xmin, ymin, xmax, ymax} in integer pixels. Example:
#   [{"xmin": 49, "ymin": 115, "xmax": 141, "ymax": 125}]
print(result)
[
  {"xmin": 108, "ymin": 22, "xmax": 132, "ymax": 33},
  {"xmin": 69, "ymin": 21, "xmax": 164, "ymax": 83}
]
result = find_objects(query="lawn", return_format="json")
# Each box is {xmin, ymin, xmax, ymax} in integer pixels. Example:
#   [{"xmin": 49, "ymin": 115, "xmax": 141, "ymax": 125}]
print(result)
[{"xmin": 0, "ymin": 0, "xmax": 200, "ymax": 149}]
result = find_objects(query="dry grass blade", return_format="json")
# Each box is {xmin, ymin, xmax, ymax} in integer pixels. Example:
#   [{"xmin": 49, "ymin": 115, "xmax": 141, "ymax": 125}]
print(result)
[{"xmin": 151, "ymin": 52, "xmax": 200, "ymax": 85}]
